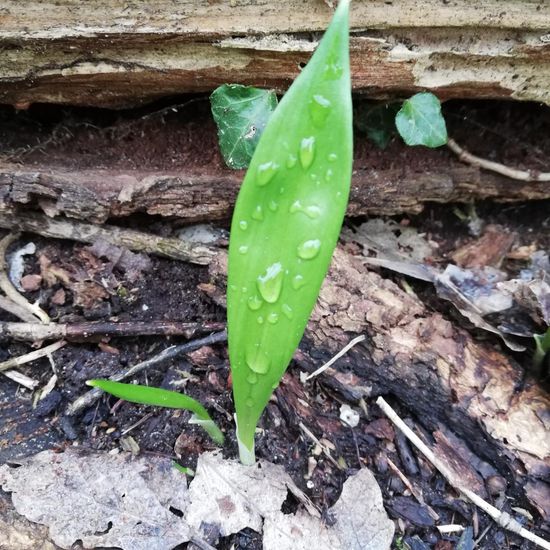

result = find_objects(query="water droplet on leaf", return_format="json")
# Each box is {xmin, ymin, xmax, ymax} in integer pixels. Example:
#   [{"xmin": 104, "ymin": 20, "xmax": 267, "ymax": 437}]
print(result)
[
  {"xmin": 297, "ymin": 239, "xmax": 321, "ymax": 259},
  {"xmin": 247, "ymin": 373, "xmax": 258, "ymax": 384},
  {"xmin": 239, "ymin": 220, "xmax": 248, "ymax": 230},
  {"xmin": 292, "ymin": 274, "xmax": 306, "ymax": 290},
  {"xmin": 252, "ymin": 205, "xmax": 264, "ymax": 221},
  {"xmin": 246, "ymin": 397, "xmax": 254, "ymax": 407},
  {"xmin": 247, "ymin": 295, "xmax": 262, "ymax": 310},
  {"xmin": 238, "ymin": 245, "xmax": 249, "ymax": 254},
  {"xmin": 286, "ymin": 154, "xmax": 297, "ymax": 168},
  {"xmin": 256, "ymin": 161, "xmax": 279, "ymax": 186},
  {"xmin": 309, "ymin": 94, "xmax": 332, "ymax": 126},
  {"xmin": 327, "ymin": 153, "xmax": 338, "ymax": 163},
  {"xmin": 257, "ymin": 262, "xmax": 284, "ymax": 303},
  {"xmin": 299, "ymin": 136, "xmax": 316, "ymax": 169},
  {"xmin": 246, "ymin": 347, "xmax": 270, "ymax": 374},
  {"xmin": 282, "ymin": 304, "xmax": 294, "ymax": 319},
  {"xmin": 267, "ymin": 312, "xmax": 279, "ymax": 324},
  {"xmin": 268, "ymin": 200, "xmax": 278, "ymax": 212}
]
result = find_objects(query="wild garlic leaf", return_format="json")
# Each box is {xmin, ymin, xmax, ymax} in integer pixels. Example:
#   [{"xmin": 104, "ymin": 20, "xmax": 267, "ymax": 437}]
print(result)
[
  {"xmin": 395, "ymin": 92, "xmax": 448, "ymax": 148},
  {"xmin": 210, "ymin": 84, "xmax": 278, "ymax": 169}
]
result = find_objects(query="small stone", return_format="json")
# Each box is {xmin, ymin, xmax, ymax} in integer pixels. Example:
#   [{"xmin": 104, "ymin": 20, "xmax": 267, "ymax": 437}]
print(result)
[
  {"xmin": 339, "ymin": 404, "xmax": 360, "ymax": 428},
  {"xmin": 51, "ymin": 288, "xmax": 66, "ymax": 305},
  {"xmin": 20, "ymin": 274, "xmax": 42, "ymax": 292}
]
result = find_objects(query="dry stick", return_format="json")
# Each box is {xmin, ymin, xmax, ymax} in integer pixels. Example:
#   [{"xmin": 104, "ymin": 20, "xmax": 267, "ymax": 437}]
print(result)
[
  {"xmin": 0, "ymin": 320, "xmax": 226, "ymax": 342},
  {"xmin": 447, "ymin": 138, "xmax": 550, "ymax": 182},
  {"xmin": 3, "ymin": 370, "xmax": 38, "ymax": 390},
  {"xmin": 0, "ymin": 295, "xmax": 38, "ymax": 323},
  {"xmin": 376, "ymin": 396, "xmax": 550, "ymax": 550},
  {"xmin": 0, "ymin": 232, "xmax": 50, "ymax": 323},
  {"xmin": 0, "ymin": 340, "xmax": 67, "ymax": 373},
  {"xmin": 386, "ymin": 457, "xmax": 439, "ymax": 521},
  {"xmin": 304, "ymin": 334, "xmax": 365, "ymax": 380},
  {"xmin": 298, "ymin": 421, "xmax": 343, "ymax": 470},
  {"xmin": 0, "ymin": 210, "xmax": 217, "ymax": 265},
  {"xmin": 66, "ymin": 330, "xmax": 227, "ymax": 416}
]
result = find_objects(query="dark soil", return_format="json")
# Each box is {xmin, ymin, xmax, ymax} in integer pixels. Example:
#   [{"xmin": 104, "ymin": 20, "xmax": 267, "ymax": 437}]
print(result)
[{"xmin": 1, "ymin": 97, "xmax": 549, "ymax": 550}]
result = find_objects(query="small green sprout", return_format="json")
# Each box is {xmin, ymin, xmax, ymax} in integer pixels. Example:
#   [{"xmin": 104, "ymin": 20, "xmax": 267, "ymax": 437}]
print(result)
[
  {"xmin": 87, "ymin": 379, "xmax": 224, "ymax": 445},
  {"xmin": 227, "ymin": 0, "xmax": 353, "ymax": 464},
  {"xmin": 533, "ymin": 328, "xmax": 550, "ymax": 372}
]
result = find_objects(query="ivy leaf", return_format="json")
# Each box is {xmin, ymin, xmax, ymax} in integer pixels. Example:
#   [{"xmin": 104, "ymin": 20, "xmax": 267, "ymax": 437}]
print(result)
[
  {"xmin": 395, "ymin": 92, "xmax": 448, "ymax": 148},
  {"xmin": 355, "ymin": 101, "xmax": 400, "ymax": 149},
  {"xmin": 210, "ymin": 84, "xmax": 278, "ymax": 169}
]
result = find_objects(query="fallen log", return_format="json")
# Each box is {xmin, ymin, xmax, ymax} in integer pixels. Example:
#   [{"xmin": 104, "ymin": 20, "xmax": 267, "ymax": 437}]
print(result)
[
  {"xmin": 0, "ymin": 1, "xmax": 549, "ymax": 107},
  {"xmin": 207, "ymin": 248, "xmax": 550, "ymax": 511}
]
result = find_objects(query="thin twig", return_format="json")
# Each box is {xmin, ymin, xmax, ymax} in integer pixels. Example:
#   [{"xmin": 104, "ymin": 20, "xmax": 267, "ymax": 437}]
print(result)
[
  {"xmin": 66, "ymin": 330, "xmax": 227, "ymax": 416},
  {"xmin": 0, "ymin": 233, "xmax": 50, "ymax": 323},
  {"xmin": 0, "ymin": 211, "xmax": 218, "ymax": 265},
  {"xmin": 2, "ymin": 369, "xmax": 38, "ymax": 390},
  {"xmin": 376, "ymin": 396, "xmax": 550, "ymax": 550},
  {"xmin": 447, "ymin": 138, "xmax": 550, "ymax": 182},
  {"xmin": 386, "ymin": 457, "xmax": 439, "ymax": 521},
  {"xmin": 298, "ymin": 421, "xmax": 343, "ymax": 470},
  {"xmin": 0, "ymin": 295, "xmax": 38, "ymax": 323},
  {"xmin": 0, "ymin": 320, "xmax": 226, "ymax": 342},
  {"xmin": 0, "ymin": 340, "xmax": 66, "ymax": 373},
  {"xmin": 304, "ymin": 334, "xmax": 365, "ymax": 380}
]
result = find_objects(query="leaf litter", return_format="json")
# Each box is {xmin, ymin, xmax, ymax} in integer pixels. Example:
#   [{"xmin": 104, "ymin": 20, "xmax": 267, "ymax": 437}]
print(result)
[{"xmin": 0, "ymin": 449, "xmax": 394, "ymax": 550}]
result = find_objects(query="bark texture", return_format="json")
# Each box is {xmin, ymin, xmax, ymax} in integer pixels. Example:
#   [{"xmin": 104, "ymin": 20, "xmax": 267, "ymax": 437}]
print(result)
[
  {"xmin": 2, "ymin": 164, "xmax": 549, "ymax": 224},
  {"xmin": 1, "ymin": 1, "xmax": 549, "ymax": 107}
]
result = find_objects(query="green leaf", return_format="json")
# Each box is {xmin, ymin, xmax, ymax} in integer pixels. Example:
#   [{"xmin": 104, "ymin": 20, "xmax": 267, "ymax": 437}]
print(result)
[
  {"xmin": 395, "ymin": 92, "xmax": 448, "ymax": 148},
  {"xmin": 87, "ymin": 379, "xmax": 224, "ymax": 444},
  {"xmin": 355, "ymin": 101, "xmax": 399, "ymax": 149},
  {"xmin": 227, "ymin": 0, "xmax": 352, "ymax": 463},
  {"xmin": 534, "ymin": 327, "xmax": 550, "ymax": 371},
  {"xmin": 210, "ymin": 84, "xmax": 278, "ymax": 169}
]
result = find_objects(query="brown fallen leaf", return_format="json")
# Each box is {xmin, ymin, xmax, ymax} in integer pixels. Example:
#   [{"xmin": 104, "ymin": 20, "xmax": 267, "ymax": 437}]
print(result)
[
  {"xmin": 20, "ymin": 274, "xmax": 42, "ymax": 292},
  {"xmin": 0, "ymin": 448, "xmax": 191, "ymax": 550}
]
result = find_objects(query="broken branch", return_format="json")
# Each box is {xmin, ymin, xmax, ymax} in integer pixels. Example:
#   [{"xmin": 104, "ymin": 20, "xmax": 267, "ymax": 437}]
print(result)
[
  {"xmin": 0, "ymin": 210, "xmax": 218, "ymax": 265},
  {"xmin": 376, "ymin": 396, "xmax": 550, "ymax": 550},
  {"xmin": 447, "ymin": 138, "xmax": 550, "ymax": 182}
]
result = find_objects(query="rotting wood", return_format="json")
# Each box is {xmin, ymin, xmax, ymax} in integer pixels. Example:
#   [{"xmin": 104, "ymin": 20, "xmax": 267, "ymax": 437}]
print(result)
[
  {"xmin": 1, "ymin": 164, "xmax": 549, "ymax": 225},
  {"xmin": 0, "ymin": 320, "xmax": 226, "ymax": 343},
  {"xmin": 0, "ymin": 1, "xmax": 549, "ymax": 107},
  {"xmin": 206, "ymin": 248, "xmax": 550, "ymax": 512},
  {"xmin": 0, "ymin": 210, "xmax": 217, "ymax": 265}
]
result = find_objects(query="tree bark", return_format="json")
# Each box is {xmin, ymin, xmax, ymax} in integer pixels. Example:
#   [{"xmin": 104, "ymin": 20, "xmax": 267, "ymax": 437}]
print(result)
[
  {"xmin": 2, "ymin": 162, "xmax": 549, "ymax": 224},
  {"xmin": 1, "ymin": 1, "xmax": 549, "ymax": 108}
]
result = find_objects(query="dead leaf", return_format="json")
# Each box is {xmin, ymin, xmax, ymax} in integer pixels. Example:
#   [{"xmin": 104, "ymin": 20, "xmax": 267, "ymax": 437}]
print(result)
[
  {"xmin": 263, "ymin": 467, "xmax": 394, "ymax": 550},
  {"xmin": 188, "ymin": 452, "xmax": 393, "ymax": 550},
  {"xmin": 0, "ymin": 448, "xmax": 191, "ymax": 550},
  {"xmin": 20, "ymin": 274, "xmax": 42, "ymax": 292},
  {"xmin": 87, "ymin": 238, "xmax": 152, "ymax": 283},
  {"xmin": 451, "ymin": 224, "xmax": 516, "ymax": 268}
]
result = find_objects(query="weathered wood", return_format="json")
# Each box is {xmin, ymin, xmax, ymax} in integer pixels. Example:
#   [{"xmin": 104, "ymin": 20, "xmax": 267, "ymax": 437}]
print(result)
[
  {"xmin": 1, "ymin": 162, "xmax": 549, "ymax": 224},
  {"xmin": 1, "ymin": 1, "xmax": 549, "ymax": 107}
]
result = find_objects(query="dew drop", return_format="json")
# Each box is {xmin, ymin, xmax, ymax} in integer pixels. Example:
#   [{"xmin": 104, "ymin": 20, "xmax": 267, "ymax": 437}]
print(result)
[
  {"xmin": 257, "ymin": 315, "xmax": 264, "ymax": 324},
  {"xmin": 268, "ymin": 200, "xmax": 278, "ymax": 212},
  {"xmin": 247, "ymin": 373, "xmax": 258, "ymax": 384},
  {"xmin": 289, "ymin": 200, "xmax": 321, "ymax": 219},
  {"xmin": 324, "ymin": 54, "xmax": 343, "ymax": 80},
  {"xmin": 325, "ymin": 168, "xmax": 333, "ymax": 182},
  {"xmin": 286, "ymin": 153, "xmax": 297, "ymax": 168},
  {"xmin": 239, "ymin": 220, "xmax": 248, "ymax": 230},
  {"xmin": 299, "ymin": 136, "xmax": 316, "ymax": 169},
  {"xmin": 251, "ymin": 205, "xmax": 264, "ymax": 221},
  {"xmin": 257, "ymin": 262, "xmax": 284, "ymax": 303},
  {"xmin": 292, "ymin": 274, "xmax": 306, "ymax": 290},
  {"xmin": 245, "ymin": 348, "xmax": 270, "ymax": 374},
  {"xmin": 246, "ymin": 397, "xmax": 254, "ymax": 407},
  {"xmin": 267, "ymin": 312, "xmax": 279, "ymax": 324},
  {"xmin": 309, "ymin": 94, "xmax": 332, "ymax": 127},
  {"xmin": 282, "ymin": 304, "xmax": 293, "ymax": 319},
  {"xmin": 297, "ymin": 239, "xmax": 321, "ymax": 260},
  {"xmin": 247, "ymin": 295, "xmax": 262, "ymax": 311},
  {"xmin": 327, "ymin": 153, "xmax": 338, "ymax": 163},
  {"xmin": 256, "ymin": 161, "xmax": 279, "ymax": 186},
  {"xmin": 238, "ymin": 245, "xmax": 249, "ymax": 255}
]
